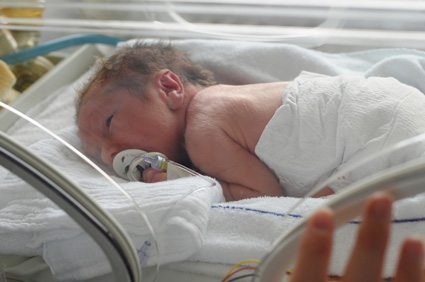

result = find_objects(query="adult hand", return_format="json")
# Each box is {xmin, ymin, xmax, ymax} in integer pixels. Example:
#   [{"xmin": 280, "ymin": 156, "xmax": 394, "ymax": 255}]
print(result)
[{"xmin": 291, "ymin": 192, "xmax": 425, "ymax": 282}]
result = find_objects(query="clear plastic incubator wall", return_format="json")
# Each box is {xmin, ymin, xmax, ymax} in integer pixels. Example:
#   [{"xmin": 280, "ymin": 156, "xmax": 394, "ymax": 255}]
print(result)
[{"xmin": 1, "ymin": 1, "xmax": 425, "ymax": 282}]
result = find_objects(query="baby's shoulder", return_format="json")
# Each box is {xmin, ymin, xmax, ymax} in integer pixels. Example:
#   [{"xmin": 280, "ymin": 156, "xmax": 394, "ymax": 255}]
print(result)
[
  {"xmin": 185, "ymin": 85, "xmax": 236, "ymax": 146},
  {"xmin": 187, "ymin": 85, "xmax": 237, "ymax": 123}
]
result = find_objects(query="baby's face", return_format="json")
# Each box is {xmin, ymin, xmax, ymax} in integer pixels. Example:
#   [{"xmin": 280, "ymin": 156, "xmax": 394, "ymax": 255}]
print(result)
[{"xmin": 77, "ymin": 82, "xmax": 185, "ymax": 171}]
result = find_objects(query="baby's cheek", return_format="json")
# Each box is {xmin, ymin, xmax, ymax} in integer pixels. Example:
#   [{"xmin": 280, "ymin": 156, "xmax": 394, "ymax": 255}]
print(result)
[{"xmin": 143, "ymin": 168, "xmax": 167, "ymax": 183}]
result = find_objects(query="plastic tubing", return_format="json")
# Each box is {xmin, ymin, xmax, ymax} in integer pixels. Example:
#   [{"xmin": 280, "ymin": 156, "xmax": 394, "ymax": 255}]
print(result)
[{"xmin": 0, "ymin": 34, "xmax": 122, "ymax": 65}]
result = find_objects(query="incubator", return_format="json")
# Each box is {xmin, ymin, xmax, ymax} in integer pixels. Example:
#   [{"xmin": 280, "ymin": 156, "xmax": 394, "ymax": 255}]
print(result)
[{"xmin": 1, "ymin": 1, "xmax": 425, "ymax": 281}]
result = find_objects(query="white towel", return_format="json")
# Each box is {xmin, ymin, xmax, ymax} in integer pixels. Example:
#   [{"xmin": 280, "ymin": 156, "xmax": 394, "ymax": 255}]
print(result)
[
  {"xmin": 255, "ymin": 72, "xmax": 425, "ymax": 196},
  {"xmin": 0, "ymin": 127, "xmax": 224, "ymax": 281},
  {"xmin": 188, "ymin": 194, "xmax": 425, "ymax": 278},
  {"xmin": 197, "ymin": 197, "xmax": 322, "ymax": 263}
]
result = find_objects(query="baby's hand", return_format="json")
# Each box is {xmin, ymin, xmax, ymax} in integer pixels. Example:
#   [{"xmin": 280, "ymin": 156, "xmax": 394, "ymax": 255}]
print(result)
[
  {"xmin": 142, "ymin": 168, "xmax": 167, "ymax": 183},
  {"xmin": 313, "ymin": 186, "xmax": 335, "ymax": 197}
]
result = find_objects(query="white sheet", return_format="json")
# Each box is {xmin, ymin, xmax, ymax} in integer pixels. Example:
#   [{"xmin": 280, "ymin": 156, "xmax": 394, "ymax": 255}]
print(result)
[
  {"xmin": 2, "ymin": 39, "xmax": 425, "ymax": 280},
  {"xmin": 191, "ymin": 194, "xmax": 425, "ymax": 278}
]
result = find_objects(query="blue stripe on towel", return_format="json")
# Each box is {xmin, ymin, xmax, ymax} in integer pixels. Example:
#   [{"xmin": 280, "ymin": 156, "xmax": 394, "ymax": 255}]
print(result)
[
  {"xmin": 212, "ymin": 204, "xmax": 302, "ymax": 219},
  {"xmin": 211, "ymin": 204, "xmax": 425, "ymax": 225}
]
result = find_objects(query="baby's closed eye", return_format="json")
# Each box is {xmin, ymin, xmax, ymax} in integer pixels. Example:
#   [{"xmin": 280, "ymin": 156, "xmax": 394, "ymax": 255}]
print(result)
[{"xmin": 106, "ymin": 115, "xmax": 113, "ymax": 129}]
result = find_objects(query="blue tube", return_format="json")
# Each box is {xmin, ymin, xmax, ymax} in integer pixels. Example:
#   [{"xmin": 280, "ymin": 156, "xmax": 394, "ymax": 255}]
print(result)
[{"xmin": 0, "ymin": 34, "xmax": 122, "ymax": 65}]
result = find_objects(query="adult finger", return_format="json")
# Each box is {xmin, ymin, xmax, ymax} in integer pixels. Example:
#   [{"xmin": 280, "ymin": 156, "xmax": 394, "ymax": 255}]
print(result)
[
  {"xmin": 393, "ymin": 237, "xmax": 425, "ymax": 282},
  {"xmin": 342, "ymin": 192, "xmax": 393, "ymax": 282},
  {"xmin": 290, "ymin": 208, "xmax": 334, "ymax": 282}
]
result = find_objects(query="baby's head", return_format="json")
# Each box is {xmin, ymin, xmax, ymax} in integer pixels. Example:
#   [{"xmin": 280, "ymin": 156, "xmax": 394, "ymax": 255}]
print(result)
[
  {"xmin": 76, "ymin": 42, "xmax": 216, "ymax": 114},
  {"xmin": 76, "ymin": 42, "xmax": 216, "ymax": 169}
]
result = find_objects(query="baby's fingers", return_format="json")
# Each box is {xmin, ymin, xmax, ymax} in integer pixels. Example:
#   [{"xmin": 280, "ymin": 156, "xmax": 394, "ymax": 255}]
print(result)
[
  {"xmin": 290, "ymin": 208, "xmax": 334, "ymax": 282},
  {"xmin": 142, "ymin": 168, "xmax": 167, "ymax": 183},
  {"xmin": 393, "ymin": 237, "xmax": 425, "ymax": 282}
]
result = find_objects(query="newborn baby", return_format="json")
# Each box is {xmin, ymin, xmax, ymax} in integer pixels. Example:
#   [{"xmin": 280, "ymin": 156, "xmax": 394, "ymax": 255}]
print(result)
[{"xmin": 76, "ymin": 42, "xmax": 425, "ymax": 201}]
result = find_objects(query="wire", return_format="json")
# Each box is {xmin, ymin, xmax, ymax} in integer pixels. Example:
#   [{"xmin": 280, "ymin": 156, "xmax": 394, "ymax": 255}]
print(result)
[
  {"xmin": 223, "ymin": 259, "xmax": 260, "ymax": 278},
  {"xmin": 0, "ymin": 34, "xmax": 122, "ymax": 64},
  {"xmin": 221, "ymin": 266, "xmax": 256, "ymax": 282},
  {"xmin": 227, "ymin": 274, "xmax": 256, "ymax": 282},
  {"xmin": 222, "ymin": 259, "xmax": 260, "ymax": 282}
]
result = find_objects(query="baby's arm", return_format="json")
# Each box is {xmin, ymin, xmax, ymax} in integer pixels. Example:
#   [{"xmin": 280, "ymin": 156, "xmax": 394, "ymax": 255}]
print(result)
[
  {"xmin": 186, "ymin": 127, "xmax": 283, "ymax": 201},
  {"xmin": 312, "ymin": 186, "xmax": 334, "ymax": 197}
]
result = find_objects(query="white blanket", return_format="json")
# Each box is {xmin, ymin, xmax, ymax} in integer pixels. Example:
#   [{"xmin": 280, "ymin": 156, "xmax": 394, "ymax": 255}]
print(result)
[
  {"xmin": 3, "ymin": 39, "xmax": 425, "ymax": 280},
  {"xmin": 256, "ymin": 71, "xmax": 425, "ymax": 196},
  {"xmin": 0, "ymin": 127, "xmax": 224, "ymax": 281}
]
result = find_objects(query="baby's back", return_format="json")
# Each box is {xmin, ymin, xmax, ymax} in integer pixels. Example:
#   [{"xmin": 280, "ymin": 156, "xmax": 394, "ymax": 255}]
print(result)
[{"xmin": 186, "ymin": 82, "xmax": 288, "ymax": 153}]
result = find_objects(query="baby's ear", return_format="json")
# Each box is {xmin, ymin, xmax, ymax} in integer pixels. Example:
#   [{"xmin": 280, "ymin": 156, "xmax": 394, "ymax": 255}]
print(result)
[{"xmin": 157, "ymin": 69, "xmax": 184, "ymax": 110}]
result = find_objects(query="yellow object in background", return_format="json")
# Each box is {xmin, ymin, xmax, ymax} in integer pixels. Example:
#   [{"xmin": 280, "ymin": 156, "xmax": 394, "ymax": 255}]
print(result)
[
  {"xmin": 0, "ymin": 60, "xmax": 20, "ymax": 104},
  {"xmin": 0, "ymin": 1, "xmax": 53, "ymax": 96},
  {"xmin": 10, "ymin": 56, "xmax": 54, "ymax": 92},
  {"xmin": 0, "ymin": 6, "xmax": 45, "ymax": 19},
  {"xmin": 0, "ymin": 29, "xmax": 18, "ymax": 56},
  {"xmin": 0, "ymin": 1, "xmax": 46, "ymax": 49}
]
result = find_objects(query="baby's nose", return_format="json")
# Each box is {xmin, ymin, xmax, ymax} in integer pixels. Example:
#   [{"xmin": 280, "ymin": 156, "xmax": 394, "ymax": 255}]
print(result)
[{"xmin": 100, "ymin": 143, "xmax": 120, "ymax": 166}]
